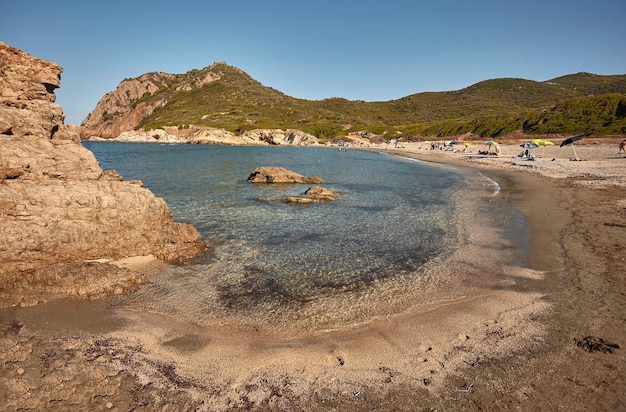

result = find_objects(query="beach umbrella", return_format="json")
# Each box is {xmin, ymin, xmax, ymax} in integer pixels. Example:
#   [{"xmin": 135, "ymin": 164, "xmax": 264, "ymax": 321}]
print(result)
[
  {"xmin": 560, "ymin": 135, "xmax": 585, "ymax": 160},
  {"xmin": 520, "ymin": 141, "xmax": 540, "ymax": 149},
  {"xmin": 520, "ymin": 141, "xmax": 539, "ymax": 158},
  {"xmin": 485, "ymin": 140, "xmax": 498, "ymax": 153},
  {"xmin": 531, "ymin": 139, "xmax": 554, "ymax": 157},
  {"xmin": 531, "ymin": 139, "xmax": 554, "ymax": 146}
]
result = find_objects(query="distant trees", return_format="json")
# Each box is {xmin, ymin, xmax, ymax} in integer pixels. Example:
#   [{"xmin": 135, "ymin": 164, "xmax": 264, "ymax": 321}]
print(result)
[
  {"xmin": 417, "ymin": 94, "xmax": 626, "ymax": 138},
  {"xmin": 523, "ymin": 93, "xmax": 626, "ymax": 136}
]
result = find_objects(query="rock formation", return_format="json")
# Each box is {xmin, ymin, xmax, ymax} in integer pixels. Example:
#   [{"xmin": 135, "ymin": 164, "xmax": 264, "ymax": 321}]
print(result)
[
  {"xmin": 284, "ymin": 186, "xmax": 338, "ymax": 204},
  {"xmin": 247, "ymin": 129, "xmax": 318, "ymax": 146},
  {"xmin": 247, "ymin": 167, "xmax": 324, "ymax": 184},
  {"xmin": 79, "ymin": 71, "xmax": 175, "ymax": 139},
  {"xmin": 78, "ymin": 61, "xmax": 320, "ymax": 146},
  {"xmin": 79, "ymin": 64, "xmax": 227, "ymax": 139},
  {"xmin": 0, "ymin": 42, "xmax": 208, "ymax": 307},
  {"xmin": 84, "ymin": 125, "xmax": 319, "ymax": 146},
  {"xmin": 303, "ymin": 185, "xmax": 337, "ymax": 201}
]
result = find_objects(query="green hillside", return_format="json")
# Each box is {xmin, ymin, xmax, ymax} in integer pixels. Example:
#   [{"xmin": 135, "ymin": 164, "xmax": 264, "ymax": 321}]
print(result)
[{"xmin": 132, "ymin": 64, "xmax": 626, "ymax": 139}]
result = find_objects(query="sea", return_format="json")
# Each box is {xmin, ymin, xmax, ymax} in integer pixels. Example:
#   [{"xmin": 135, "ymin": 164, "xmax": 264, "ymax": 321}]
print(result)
[{"xmin": 83, "ymin": 142, "xmax": 528, "ymax": 336}]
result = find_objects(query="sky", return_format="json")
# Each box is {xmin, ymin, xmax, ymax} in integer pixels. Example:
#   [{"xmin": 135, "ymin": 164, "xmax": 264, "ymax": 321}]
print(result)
[{"xmin": 3, "ymin": 0, "xmax": 625, "ymax": 125}]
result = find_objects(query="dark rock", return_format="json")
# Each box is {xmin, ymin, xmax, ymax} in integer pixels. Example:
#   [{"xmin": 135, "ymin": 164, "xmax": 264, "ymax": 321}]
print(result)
[{"xmin": 575, "ymin": 336, "xmax": 621, "ymax": 353}]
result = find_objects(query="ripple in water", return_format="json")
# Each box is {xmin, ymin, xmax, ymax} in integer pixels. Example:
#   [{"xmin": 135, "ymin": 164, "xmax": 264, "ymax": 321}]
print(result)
[{"xmin": 84, "ymin": 143, "xmax": 526, "ymax": 335}]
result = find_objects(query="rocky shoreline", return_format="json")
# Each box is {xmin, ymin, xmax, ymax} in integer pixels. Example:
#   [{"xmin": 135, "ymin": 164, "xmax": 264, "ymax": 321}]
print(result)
[
  {"xmin": 83, "ymin": 125, "xmax": 320, "ymax": 146},
  {"xmin": 1, "ymin": 43, "xmax": 624, "ymax": 410},
  {"xmin": 1, "ymin": 142, "xmax": 624, "ymax": 411},
  {"xmin": 0, "ymin": 43, "xmax": 208, "ymax": 308}
]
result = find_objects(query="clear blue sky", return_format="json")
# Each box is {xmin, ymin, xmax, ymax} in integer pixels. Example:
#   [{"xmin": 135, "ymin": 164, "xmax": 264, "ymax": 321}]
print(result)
[{"xmin": 3, "ymin": 0, "xmax": 625, "ymax": 125}]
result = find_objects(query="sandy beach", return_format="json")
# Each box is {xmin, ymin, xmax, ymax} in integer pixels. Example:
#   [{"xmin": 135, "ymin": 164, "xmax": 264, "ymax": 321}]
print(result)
[{"xmin": 1, "ymin": 141, "xmax": 625, "ymax": 411}]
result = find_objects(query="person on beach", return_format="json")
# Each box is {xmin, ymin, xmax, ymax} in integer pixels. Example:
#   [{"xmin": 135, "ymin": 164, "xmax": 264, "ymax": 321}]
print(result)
[{"xmin": 619, "ymin": 139, "xmax": 626, "ymax": 153}]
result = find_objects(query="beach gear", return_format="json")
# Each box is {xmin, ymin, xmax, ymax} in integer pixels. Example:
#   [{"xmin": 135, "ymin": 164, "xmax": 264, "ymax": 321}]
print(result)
[
  {"xmin": 531, "ymin": 139, "xmax": 554, "ymax": 157},
  {"xmin": 560, "ymin": 135, "xmax": 585, "ymax": 160},
  {"xmin": 520, "ymin": 141, "xmax": 540, "ymax": 149}
]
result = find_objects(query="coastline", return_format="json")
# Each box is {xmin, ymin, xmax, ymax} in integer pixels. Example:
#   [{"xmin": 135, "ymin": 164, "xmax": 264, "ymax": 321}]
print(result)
[
  {"xmin": 1, "ymin": 144, "xmax": 625, "ymax": 410},
  {"xmin": 383, "ymin": 144, "xmax": 626, "ymax": 409}
]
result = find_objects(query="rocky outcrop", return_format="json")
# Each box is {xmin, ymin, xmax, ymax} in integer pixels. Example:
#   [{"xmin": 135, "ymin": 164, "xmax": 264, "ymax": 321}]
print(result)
[
  {"xmin": 83, "ymin": 126, "xmax": 319, "ymax": 146},
  {"xmin": 246, "ymin": 129, "xmax": 318, "ymax": 146},
  {"xmin": 78, "ymin": 61, "xmax": 321, "ymax": 146},
  {"xmin": 0, "ymin": 44, "xmax": 67, "ymax": 139},
  {"xmin": 79, "ymin": 71, "xmax": 175, "ymax": 138},
  {"xmin": 303, "ymin": 185, "xmax": 337, "ymax": 201},
  {"xmin": 247, "ymin": 167, "xmax": 324, "ymax": 184},
  {"xmin": 0, "ymin": 42, "xmax": 208, "ymax": 307},
  {"xmin": 79, "ymin": 63, "xmax": 232, "ymax": 139},
  {"xmin": 284, "ymin": 186, "xmax": 338, "ymax": 204}
]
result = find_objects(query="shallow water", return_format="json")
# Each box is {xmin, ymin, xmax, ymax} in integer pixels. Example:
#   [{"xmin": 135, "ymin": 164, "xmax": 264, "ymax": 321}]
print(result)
[{"xmin": 83, "ymin": 143, "xmax": 528, "ymax": 335}]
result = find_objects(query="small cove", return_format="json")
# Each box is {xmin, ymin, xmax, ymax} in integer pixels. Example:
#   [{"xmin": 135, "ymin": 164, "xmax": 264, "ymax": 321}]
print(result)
[{"xmin": 82, "ymin": 143, "xmax": 529, "ymax": 335}]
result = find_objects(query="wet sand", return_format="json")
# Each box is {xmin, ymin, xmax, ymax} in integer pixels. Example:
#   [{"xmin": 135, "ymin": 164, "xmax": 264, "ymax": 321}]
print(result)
[{"xmin": 1, "ymin": 144, "xmax": 625, "ymax": 410}]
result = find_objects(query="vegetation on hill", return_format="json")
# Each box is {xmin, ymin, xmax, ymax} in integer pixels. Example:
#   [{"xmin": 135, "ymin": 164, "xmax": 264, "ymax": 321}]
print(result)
[{"xmin": 126, "ymin": 64, "xmax": 626, "ymax": 140}]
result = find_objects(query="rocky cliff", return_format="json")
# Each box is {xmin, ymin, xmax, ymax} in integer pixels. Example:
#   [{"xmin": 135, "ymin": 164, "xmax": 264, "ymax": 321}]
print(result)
[
  {"xmin": 78, "ymin": 62, "xmax": 320, "ymax": 145},
  {"xmin": 79, "ymin": 63, "xmax": 237, "ymax": 139},
  {"xmin": 79, "ymin": 71, "xmax": 176, "ymax": 138},
  {"xmin": 0, "ymin": 42, "xmax": 208, "ymax": 307}
]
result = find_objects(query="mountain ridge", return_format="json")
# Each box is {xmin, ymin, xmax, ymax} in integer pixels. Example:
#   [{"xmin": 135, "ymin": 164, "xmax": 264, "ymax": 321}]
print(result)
[{"xmin": 79, "ymin": 63, "xmax": 626, "ymax": 141}]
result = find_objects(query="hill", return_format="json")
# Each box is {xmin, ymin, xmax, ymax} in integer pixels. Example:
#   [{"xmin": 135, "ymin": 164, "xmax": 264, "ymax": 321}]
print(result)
[{"xmin": 79, "ymin": 64, "xmax": 626, "ymax": 141}]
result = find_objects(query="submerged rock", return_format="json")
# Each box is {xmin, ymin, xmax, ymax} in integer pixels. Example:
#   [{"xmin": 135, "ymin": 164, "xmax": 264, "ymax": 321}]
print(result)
[
  {"xmin": 283, "ymin": 196, "xmax": 316, "ymax": 205},
  {"xmin": 247, "ymin": 166, "xmax": 324, "ymax": 184}
]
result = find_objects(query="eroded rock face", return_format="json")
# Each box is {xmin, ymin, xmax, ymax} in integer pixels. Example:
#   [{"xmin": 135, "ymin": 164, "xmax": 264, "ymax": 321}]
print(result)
[
  {"xmin": 79, "ymin": 64, "xmax": 229, "ymax": 139},
  {"xmin": 84, "ymin": 126, "xmax": 320, "ymax": 146},
  {"xmin": 79, "ymin": 71, "xmax": 175, "ymax": 138},
  {"xmin": 0, "ymin": 42, "xmax": 208, "ymax": 306},
  {"xmin": 78, "ymin": 61, "xmax": 319, "ymax": 146},
  {"xmin": 0, "ymin": 43, "xmax": 66, "ymax": 139},
  {"xmin": 247, "ymin": 166, "xmax": 324, "ymax": 184}
]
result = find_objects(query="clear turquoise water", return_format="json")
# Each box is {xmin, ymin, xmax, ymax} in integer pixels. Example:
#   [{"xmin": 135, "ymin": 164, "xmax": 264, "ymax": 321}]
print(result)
[{"xmin": 83, "ymin": 142, "xmax": 527, "ymax": 334}]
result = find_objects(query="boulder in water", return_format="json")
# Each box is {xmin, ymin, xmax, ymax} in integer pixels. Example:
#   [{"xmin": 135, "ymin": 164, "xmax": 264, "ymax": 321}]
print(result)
[
  {"xmin": 284, "ymin": 186, "xmax": 338, "ymax": 204},
  {"xmin": 247, "ymin": 166, "xmax": 323, "ymax": 184}
]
